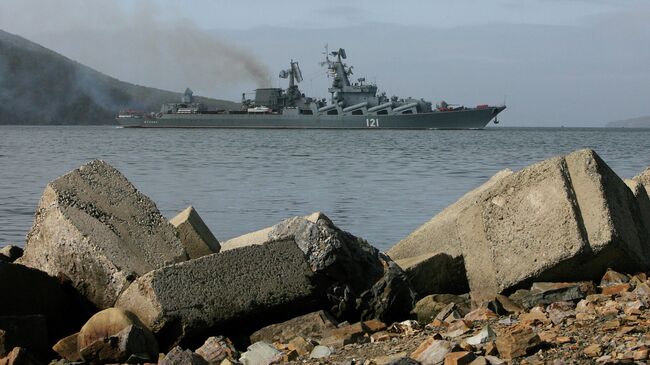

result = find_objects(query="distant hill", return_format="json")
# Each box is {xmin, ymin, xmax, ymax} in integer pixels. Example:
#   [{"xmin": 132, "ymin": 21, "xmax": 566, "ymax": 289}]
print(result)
[
  {"xmin": 606, "ymin": 116, "xmax": 650, "ymax": 128},
  {"xmin": 0, "ymin": 29, "xmax": 238, "ymax": 125}
]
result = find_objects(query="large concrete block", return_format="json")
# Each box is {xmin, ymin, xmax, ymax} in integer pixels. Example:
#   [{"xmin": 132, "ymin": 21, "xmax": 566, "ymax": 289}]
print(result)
[
  {"xmin": 223, "ymin": 212, "xmax": 415, "ymax": 323},
  {"xmin": 18, "ymin": 160, "xmax": 188, "ymax": 308},
  {"xmin": 115, "ymin": 239, "xmax": 318, "ymax": 349},
  {"xmin": 634, "ymin": 167, "xmax": 650, "ymax": 192},
  {"xmin": 388, "ymin": 169, "xmax": 512, "ymax": 295},
  {"xmin": 388, "ymin": 149, "xmax": 650, "ymax": 302},
  {"xmin": 625, "ymin": 179, "xmax": 650, "ymax": 245},
  {"xmin": 170, "ymin": 206, "xmax": 220, "ymax": 259}
]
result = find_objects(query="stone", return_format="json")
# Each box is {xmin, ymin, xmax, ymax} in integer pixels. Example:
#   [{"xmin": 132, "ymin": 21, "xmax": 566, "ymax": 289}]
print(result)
[
  {"xmin": 600, "ymin": 269, "xmax": 630, "ymax": 287},
  {"xmin": 320, "ymin": 320, "xmax": 386, "ymax": 347},
  {"xmin": 602, "ymin": 283, "xmax": 631, "ymax": 296},
  {"xmin": 239, "ymin": 342, "xmax": 282, "ymax": 365},
  {"xmin": 412, "ymin": 294, "xmax": 472, "ymax": 323},
  {"xmin": 468, "ymin": 357, "xmax": 488, "ymax": 365},
  {"xmin": 484, "ymin": 355, "xmax": 505, "ymax": 365},
  {"xmin": 249, "ymin": 310, "xmax": 337, "ymax": 344},
  {"xmin": 519, "ymin": 307, "xmax": 550, "ymax": 326},
  {"xmin": 466, "ymin": 325, "xmax": 496, "ymax": 346},
  {"xmin": 444, "ymin": 352, "xmax": 476, "ymax": 365},
  {"xmin": 0, "ymin": 347, "xmax": 43, "ymax": 365},
  {"xmin": 78, "ymin": 308, "xmax": 158, "ymax": 363},
  {"xmin": 0, "ymin": 246, "xmax": 22, "ymax": 263},
  {"xmin": 546, "ymin": 301, "xmax": 576, "ymax": 325},
  {"xmin": 444, "ymin": 320, "xmax": 471, "ymax": 338},
  {"xmin": 0, "ymin": 316, "xmax": 48, "ymax": 361},
  {"xmin": 160, "ymin": 346, "xmax": 207, "ymax": 365},
  {"xmin": 483, "ymin": 295, "xmax": 524, "ymax": 315},
  {"xmin": 495, "ymin": 325, "xmax": 541, "ymax": 360},
  {"xmin": 411, "ymin": 338, "xmax": 456, "ymax": 365},
  {"xmin": 464, "ymin": 308, "xmax": 497, "ymax": 322},
  {"xmin": 388, "ymin": 169, "xmax": 513, "ymax": 296},
  {"xmin": 223, "ymin": 212, "xmax": 415, "ymax": 323},
  {"xmin": 116, "ymin": 239, "xmax": 318, "ymax": 348},
  {"xmin": 309, "ymin": 345, "xmax": 333, "ymax": 359},
  {"xmin": 0, "ymin": 262, "xmax": 94, "ymax": 345},
  {"xmin": 372, "ymin": 352, "xmax": 412, "ymax": 365},
  {"xmin": 389, "ymin": 149, "xmax": 650, "ymax": 302},
  {"xmin": 285, "ymin": 336, "xmax": 313, "ymax": 356},
  {"xmin": 584, "ymin": 344, "xmax": 602, "ymax": 357},
  {"xmin": 195, "ymin": 336, "xmax": 238, "ymax": 365},
  {"xmin": 509, "ymin": 282, "xmax": 594, "ymax": 309},
  {"xmin": 170, "ymin": 206, "xmax": 220, "ymax": 259},
  {"xmin": 18, "ymin": 160, "xmax": 188, "ymax": 308},
  {"xmin": 52, "ymin": 333, "xmax": 80, "ymax": 362},
  {"xmin": 79, "ymin": 324, "xmax": 158, "ymax": 364}
]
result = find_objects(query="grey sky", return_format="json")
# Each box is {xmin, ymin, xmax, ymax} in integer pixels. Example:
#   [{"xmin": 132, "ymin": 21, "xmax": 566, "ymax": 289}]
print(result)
[{"xmin": 1, "ymin": 0, "xmax": 648, "ymax": 126}]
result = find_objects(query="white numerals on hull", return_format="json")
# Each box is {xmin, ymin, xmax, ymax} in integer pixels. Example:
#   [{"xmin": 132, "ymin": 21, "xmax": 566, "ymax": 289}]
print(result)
[{"xmin": 366, "ymin": 118, "xmax": 380, "ymax": 128}]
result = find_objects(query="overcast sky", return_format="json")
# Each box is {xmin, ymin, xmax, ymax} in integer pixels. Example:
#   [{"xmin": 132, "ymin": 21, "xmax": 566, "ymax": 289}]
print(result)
[{"xmin": 1, "ymin": 0, "xmax": 649, "ymax": 126}]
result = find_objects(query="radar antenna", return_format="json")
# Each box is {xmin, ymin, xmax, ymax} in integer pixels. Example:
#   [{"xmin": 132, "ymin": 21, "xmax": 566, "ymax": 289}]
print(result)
[{"xmin": 279, "ymin": 60, "xmax": 303, "ymax": 87}]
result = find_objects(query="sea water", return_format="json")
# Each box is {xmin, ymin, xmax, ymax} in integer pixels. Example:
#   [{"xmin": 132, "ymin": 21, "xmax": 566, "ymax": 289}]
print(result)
[{"xmin": 1, "ymin": 126, "xmax": 649, "ymax": 251}]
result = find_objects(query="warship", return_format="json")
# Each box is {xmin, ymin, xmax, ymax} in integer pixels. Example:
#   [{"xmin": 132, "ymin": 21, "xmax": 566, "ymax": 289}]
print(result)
[{"xmin": 117, "ymin": 47, "xmax": 505, "ymax": 129}]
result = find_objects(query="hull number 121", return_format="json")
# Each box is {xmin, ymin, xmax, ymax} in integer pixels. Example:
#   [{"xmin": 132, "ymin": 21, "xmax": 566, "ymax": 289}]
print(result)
[{"xmin": 366, "ymin": 118, "xmax": 380, "ymax": 128}]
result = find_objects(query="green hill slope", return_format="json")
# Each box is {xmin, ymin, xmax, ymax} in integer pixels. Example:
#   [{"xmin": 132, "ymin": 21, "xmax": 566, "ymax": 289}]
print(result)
[{"xmin": 0, "ymin": 29, "xmax": 238, "ymax": 125}]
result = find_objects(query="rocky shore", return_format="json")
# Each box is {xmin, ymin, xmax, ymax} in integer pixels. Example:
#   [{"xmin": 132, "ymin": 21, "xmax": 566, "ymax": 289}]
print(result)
[{"xmin": 1, "ymin": 148, "xmax": 650, "ymax": 365}]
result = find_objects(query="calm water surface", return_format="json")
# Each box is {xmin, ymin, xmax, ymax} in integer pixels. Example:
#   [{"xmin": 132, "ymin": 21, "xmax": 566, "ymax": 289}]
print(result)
[{"xmin": 1, "ymin": 126, "xmax": 649, "ymax": 250}]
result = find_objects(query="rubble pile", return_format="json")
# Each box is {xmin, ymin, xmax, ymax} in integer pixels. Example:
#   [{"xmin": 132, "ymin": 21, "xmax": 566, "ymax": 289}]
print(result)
[{"xmin": 2, "ymin": 149, "xmax": 650, "ymax": 364}]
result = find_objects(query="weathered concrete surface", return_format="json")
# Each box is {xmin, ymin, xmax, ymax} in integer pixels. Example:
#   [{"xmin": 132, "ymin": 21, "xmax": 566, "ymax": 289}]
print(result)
[
  {"xmin": 223, "ymin": 212, "xmax": 415, "ymax": 323},
  {"xmin": 634, "ymin": 167, "xmax": 650, "ymax": 192},
  {"xmin": 115, "ymin": 239, "xmax": 318, "ymax": 349},
  {"xmin": 625, "ymin": 179, "xmax": 650, "ymax": 242},
  {"xmin": 388, "ymin": 149, "xmax": 650, "ymax": 302},
  {"xmin": 0, "ymin": 262, "xmax": 94, "ymax": 348},
  {"xmin": 18, "ymin": 160, "xmax": 188, "ymax": 308},
  {"xmin": 388, "ymin": 169, "xmax": 512, "ymax": 296},
  {"xmin": 170, "ymin": 206, "xmax": 220, "ymax": 259}
]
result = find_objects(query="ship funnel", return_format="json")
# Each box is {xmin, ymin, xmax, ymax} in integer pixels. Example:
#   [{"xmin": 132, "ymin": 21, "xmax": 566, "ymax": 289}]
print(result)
[{"xmin": 338, "ymin": 48, "xmax": 347, "ymax": 59}]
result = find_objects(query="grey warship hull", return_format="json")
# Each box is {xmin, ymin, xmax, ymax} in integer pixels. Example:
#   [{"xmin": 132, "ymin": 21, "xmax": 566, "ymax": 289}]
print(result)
[
  {"xmin": 118, "ymin": 47, "xmax": 506, "ymax": 129},
  {"xmin": 118, "ymin": 106, "xmax": 505, "ymax": 129}
]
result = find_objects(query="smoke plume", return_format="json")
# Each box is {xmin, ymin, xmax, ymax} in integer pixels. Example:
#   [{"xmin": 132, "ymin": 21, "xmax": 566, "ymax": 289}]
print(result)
[{"xmin": 0, "ymin": 0, "xmax": 272, "ymax": 96}]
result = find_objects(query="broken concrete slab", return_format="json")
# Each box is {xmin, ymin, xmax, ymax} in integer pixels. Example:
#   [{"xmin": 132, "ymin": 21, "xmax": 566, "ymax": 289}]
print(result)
[
  {"xmin": 625, "ymin": 179, "xmax": 650, "ymax": 242},
  {"xmin": 222, "ymin": 212, "xmax": 415, "ymax": 323},
  {"xmin": 388, "ymin": 149, "xmax": 650, "ymax": 302},
  {"xmin": 18, "ymin": 160, "xmax": 188, "ymax": 308},
  {"xmin": 116, "ymin": 239, "xmax": 318, "ymax": 349},
  {"xmin": 170, "ymin": 206, "xmax": 220, "ymax": 259},
  {"xmin": 388, "ymin": 169, "xmax": 513, "ymax": 296},
  {"xmin": 633, "ymin": 167, "xmax": 650, "ymax": 192}
]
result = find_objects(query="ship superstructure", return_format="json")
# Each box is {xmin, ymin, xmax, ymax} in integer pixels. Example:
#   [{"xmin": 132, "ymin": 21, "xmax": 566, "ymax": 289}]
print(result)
[{"xmin": 117, "ymin": 47, "xmax": 505, "ymax": 129}]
